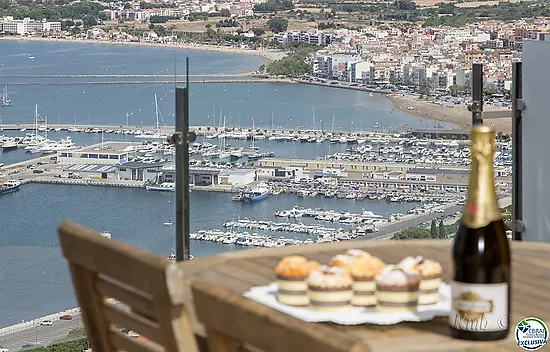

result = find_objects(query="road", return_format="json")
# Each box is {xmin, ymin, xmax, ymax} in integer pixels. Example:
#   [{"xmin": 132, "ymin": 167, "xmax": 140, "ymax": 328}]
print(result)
[
  {"xmin": 365, "ymin": 196, "xmax": 511, "ymax": 240},
  {"xmin": 0, "ymin": 313, "xmax": 83, "ymax": 351}
]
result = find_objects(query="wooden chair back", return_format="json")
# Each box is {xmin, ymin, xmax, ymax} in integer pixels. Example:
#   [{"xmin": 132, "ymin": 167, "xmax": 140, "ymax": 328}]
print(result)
[
  {"xmin": 58, "ymin": 221, "xmax": 198, "ymax": 352},
  {"xmin": 191, "ymin": 280, "xmax": 370, "ymax": 352}
]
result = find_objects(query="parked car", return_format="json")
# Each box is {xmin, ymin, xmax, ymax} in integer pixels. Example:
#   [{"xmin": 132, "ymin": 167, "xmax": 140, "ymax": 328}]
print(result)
[
  {"xmin": 59, "ymin": 314, "xmax": 72, "ymax": 320},
  {"xmin": 21, "ymin": 344, "xmax": 35, "ymax": 349},
  {"xmin": 32, "ymin": 169, "xmax": 44, "ymax": 174},
  {"xmin": 40, "ymin": 320, "xmax": 52, "ymax": 326}
]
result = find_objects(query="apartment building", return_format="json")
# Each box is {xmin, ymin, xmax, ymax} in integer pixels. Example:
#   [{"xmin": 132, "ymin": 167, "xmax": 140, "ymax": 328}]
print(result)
[{"xmin": 0, "ymin": 17, "xmax": 61, "ymax": 35}]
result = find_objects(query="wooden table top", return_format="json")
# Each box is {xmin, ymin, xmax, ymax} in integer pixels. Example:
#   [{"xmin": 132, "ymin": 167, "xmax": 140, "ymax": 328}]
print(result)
[{"xmin": 177, "ymin": 240, "xmax": 550, "ymax": 352}]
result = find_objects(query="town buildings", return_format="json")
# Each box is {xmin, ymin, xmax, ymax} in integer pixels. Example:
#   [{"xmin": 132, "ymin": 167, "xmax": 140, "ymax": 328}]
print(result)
[
  {"xmin": 278, "ymin": 19, "xmax": 550, "ymax": 93},
  {"xmin": 0, "ymin": 17, "xmax": 61, "ymax": 35}
]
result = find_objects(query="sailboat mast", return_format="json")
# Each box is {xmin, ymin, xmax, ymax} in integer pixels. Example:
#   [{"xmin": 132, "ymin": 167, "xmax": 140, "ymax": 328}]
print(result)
[
  {"xmin": 270, "ymin": 111, "xmax": 274, "ymax": 130},
  {"xmin": 331, "ymin": 114, "xmax": 335, "ymax": 133},
  {"xmin": 251, "ymin": 118, "xmax": 255, "ymax": 149},
  {"xmin": 222, "ymin": 116, "xmax": 226, "ymax": 150},
  {"xmin": 35, "ymin": 104, "xmax": 38, "ymax": 138},
  {"xmin": 154, "ymin": 94, "xmax": 159, "ymax": 136},
  {"xmin": 312, "ymin": 106, "xmax": 315, "ymax": 131}
]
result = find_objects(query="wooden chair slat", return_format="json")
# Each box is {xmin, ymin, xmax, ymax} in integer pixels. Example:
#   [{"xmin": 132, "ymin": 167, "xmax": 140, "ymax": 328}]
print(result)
[
  {"xmin": 58, "ymin": 221, "xmax": 199, "ymax": 352},
  {"xmin": 68, "ymin": 263, "xmax": 115, "ymax": 352},
  {"xmin": 110, "ymin": 330, "xmax": 164, "ymax": 352},
  {"xmin": 192, "ymin": 280, "xmax": 370, "ymax": 352},
  {"xmin": 103, "ymin": 302, "xmax": 163, "ymax": 345},
  {"xmin": 59, "ymin": 221, "xmax": 168, "ymax": 297},
  {"xmin": 96, "ymin": 275, "xmax": 156, "ymax": 320}
]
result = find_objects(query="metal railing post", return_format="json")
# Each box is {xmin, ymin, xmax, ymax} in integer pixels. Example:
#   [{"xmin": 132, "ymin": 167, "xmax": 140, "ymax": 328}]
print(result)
[
  {"xmin": 174, "ymin": 58, "xmax": 191, "ymax": 261},
  {"xmin": 512, "ymin": 62, "xmax": 524, "ymax": 241},
  {"xmin": 470, "ymin": 63, "xmax": 483, "ymax": 125}
]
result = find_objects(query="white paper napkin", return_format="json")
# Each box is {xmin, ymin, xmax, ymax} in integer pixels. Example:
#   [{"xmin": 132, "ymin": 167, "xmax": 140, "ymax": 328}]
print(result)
[{"xmin": 243, "ymin": 282, "xmax": 451, "ymax": 325}]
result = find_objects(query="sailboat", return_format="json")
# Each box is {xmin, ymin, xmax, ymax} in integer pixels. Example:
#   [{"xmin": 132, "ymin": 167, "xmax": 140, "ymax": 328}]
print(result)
[
  {"xmin": 135, "ymin": 94, "xmax": 164, "ymax": 139},
  {"xmin": 2, "ymin": 86, "xmax": 11, "ymax": 107},
  {"xmin": 218, "ymin": 116, "xmax": 230, "ymax": 160},
  {"xmin": 68, "ymin": 115, "xmax": 82, "ymax": 132},
  {"xmin": 249, "ymin": 118, "xmax": 259, "ymax": 151},
  {"xmin": 329, "ymin": 114, "xmax": 339, "ymax": 144}
]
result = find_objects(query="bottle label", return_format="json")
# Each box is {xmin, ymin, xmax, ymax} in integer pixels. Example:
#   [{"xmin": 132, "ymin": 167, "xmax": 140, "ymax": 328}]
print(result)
[{"xmin": 450, "ymin": 281, "xmax": 508, "ymax": 332}]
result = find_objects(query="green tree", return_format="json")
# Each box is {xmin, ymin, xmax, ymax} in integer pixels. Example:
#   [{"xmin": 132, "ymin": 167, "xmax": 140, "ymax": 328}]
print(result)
[
  {"xmin": 439, "ymin": 218, "xmax": 445, "ymax": 239},
  {"xmin": 392, "ymin": 227, "xmax": 432, "ymax": 240},
  {"xmin": 430, "ymin": 219, "xmax": 437, "ymax": 238},
  {"xmin": 219, "ymin": 8, "xmax": 231, "ymax": 17},
  {"xmin": 263, "ymin": 46, "xmax": 316, "ymax": 76},
  {"xmin": 395, "ymin": 0, "xmax": 416, "ymax": 11},
  {"xmin": 82, "ymin": 14, "xmax": 97, "ymax": 27},
  {"xmin": 251, "ymin": 27, "xmax": 265, "ymax": 36},
  {"xmin": 154, "ymin": 24, "xmax": 167, "ymax": 36},
  {"xmin": 150, "ymin": 15, "xmax": 168, "ymax": 23},
  {"xmin": 267, "ymin": 17, "xmax": 288, "ymax": 33}
]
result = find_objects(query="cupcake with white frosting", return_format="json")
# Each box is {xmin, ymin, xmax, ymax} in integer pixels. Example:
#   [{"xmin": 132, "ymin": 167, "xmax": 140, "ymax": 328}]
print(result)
[
  {"xmin": 398, "ymin": 256, "xmax": 443, "ymax": 305},
  {"xmin": 330, "ymin": 250, "xmax": 386, "ymax": 308},
  {"xmin": 275, "ymin": 256, "xmax": 321, "ymax": 306},
  {"xmin": 375, "ymin": 265, "xmax": 420, "ymax": 312},
  {"xmin": 307, "ymin": 266, "xmax": 353, "ymax": 311}
]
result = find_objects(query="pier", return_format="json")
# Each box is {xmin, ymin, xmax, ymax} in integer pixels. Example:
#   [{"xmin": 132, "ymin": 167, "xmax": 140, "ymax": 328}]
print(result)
[{"xmin": 0, "ymin": 78, "xmax": 293, "ymax": 86}]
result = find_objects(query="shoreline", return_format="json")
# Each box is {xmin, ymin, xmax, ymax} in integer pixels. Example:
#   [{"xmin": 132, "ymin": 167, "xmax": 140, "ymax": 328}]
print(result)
[
  {"xmin": 0, "ymin": 36, "xmax": 287, "ymax": 63},
  {"xmin": 0, "ymin": 36, "xmax": 511, "ymax": 132},
  {"xmin": 386, "ymin": 93, "xmax": 512, "ymax": 134}
]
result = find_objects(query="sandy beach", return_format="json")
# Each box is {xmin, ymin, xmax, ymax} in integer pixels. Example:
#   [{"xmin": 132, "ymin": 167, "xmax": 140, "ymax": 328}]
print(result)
[
  {"xmin": 387, "ymin": 93, "xmax": 512, "ymax": 134},
  {"xmin": 0, "ymin": 36, "xmax": 287, "ymax": 62}
]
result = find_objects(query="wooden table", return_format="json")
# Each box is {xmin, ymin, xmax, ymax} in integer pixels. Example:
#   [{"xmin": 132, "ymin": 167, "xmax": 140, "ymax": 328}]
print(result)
[{"xmin": 177, "ymin": 240, "xmax": 550, "ymax": 352}]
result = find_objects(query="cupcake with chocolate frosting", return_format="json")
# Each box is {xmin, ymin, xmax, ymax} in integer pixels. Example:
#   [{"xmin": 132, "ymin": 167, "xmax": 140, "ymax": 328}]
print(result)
[
  {"xmin": 375, "ymin": 265, "xmax": 420, "ymax": 312},
  {"xmin": 307, "ymin": 266, "xmax": 353, "ymax": 311},
  {"xmin": 398, "ymin": 256, "xmax": 442, "ymax": 305},
  {"xmin": 275, "ymin": 256, "xmax": 321, "ymax": 306},
  {"xmin": 330, "ymin": 250, "xmax": 386, "ymax": 308}
]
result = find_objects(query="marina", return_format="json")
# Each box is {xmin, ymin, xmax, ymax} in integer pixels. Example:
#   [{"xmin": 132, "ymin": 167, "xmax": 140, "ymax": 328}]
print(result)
[{"xmin": 0, "ymin": 40, "xmax": 509, "ymax": 332}]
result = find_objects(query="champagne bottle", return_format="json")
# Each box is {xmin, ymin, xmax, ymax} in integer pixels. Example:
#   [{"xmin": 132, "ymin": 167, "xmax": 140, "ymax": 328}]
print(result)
[{"xmin": 450, "ymin": 125, "xmax": 511, "ymax": 341}]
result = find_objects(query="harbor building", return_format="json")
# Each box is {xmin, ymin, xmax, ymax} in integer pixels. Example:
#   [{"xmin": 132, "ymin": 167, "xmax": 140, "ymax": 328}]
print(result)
[
  {"xmin": 158, "ymin": 165, "xmax": 256, "ymax": 187},
  {"xmin": 219, "ymin": 169, "xmax": 256, "ymax": 186},
  {"xmin": 63, "ymin": 164, "xmax": 118, "ymax": 180},
  {"xmin": 117, "ymin": 161, "xmax": 169, "ymax": 182},
  {"xmin": 259, "ymin": 158, "xmax": 507, "ymax": 178},
  {"xmin": 153, "ymin": 165, "xmax": 221, "ymax": 187},
  {"xmin": 256, "ymin": 166, "xmax": 308, "ymax": 180},
  {"xmin": 189, "ymin": 168, "xmax": 221, "ymax": 186},
  {"xmin": 58, "ymin": 142, "xmax": 133, "ymax": 165}
]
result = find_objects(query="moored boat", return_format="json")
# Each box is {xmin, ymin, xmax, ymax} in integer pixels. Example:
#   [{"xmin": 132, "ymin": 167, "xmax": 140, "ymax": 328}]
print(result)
[
  {"xmin": 240, "ymin": 187, "xmax": 268, "ymax": 202},
  {"xmin": 0, "ymin": 180, "xmax": 21, "ymax": 195},
  {"xmin": 145, "ymin": 182, "xmax": 175, "ymax": 192}
]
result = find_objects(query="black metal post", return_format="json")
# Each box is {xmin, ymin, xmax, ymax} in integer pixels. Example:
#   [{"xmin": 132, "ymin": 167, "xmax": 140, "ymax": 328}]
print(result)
[
  {"xmin": 470, "ymin": 63, "xmax": 483, "ymax": 125},
  {"xmin": 512, "ymin": 62, "xmax": 523, "ymax": 241},
  {"xmin": 175, "ymin": 58, "xmax": 191, "ymax": 261}
]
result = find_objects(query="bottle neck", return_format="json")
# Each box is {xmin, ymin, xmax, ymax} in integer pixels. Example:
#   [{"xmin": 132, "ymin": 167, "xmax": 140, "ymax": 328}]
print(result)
[{"xmin": 463, "ymin": 152, "xmax": 501, "ymax": 229}]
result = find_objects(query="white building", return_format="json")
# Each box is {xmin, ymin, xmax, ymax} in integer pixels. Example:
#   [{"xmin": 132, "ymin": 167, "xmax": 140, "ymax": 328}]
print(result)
[
  {"xmin": 349, "ymin": 61, "xmax": 372, "ymax": 82},
  {"xmin": 455, "ymin": 67, "xmax": 472, "ymax": 87},
  {"xmin": 0, "ymin": 17, "xmax": 61, "ymax": 35},
  {"xmin": 219, "ymin": 169, "xmax": 256, "ymax": 186}
]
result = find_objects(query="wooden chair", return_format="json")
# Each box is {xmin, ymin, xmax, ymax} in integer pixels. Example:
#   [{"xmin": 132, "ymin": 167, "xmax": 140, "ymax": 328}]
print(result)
[
  {"xmin": 191, "ymin": 280, "xmax": 370, "ymax": 352},
  {"xmin": 58, "ymin": 221, "xmax": 199, "ymax": 352}
]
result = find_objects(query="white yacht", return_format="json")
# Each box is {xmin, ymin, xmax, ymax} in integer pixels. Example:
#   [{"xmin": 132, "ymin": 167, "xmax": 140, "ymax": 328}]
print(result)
[{"xmin": 146, "ymin": 182, "xmax": 175, "ymax": 192}]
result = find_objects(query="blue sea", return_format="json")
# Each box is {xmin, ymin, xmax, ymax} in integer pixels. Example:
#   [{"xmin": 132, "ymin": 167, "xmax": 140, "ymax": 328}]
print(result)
[{"xmin": 0, "ymin": 40, "xmax": 441, "ymax": 328}]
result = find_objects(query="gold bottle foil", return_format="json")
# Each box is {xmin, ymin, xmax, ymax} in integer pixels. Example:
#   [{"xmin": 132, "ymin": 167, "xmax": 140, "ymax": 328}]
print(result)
[{"xmin": 463, "ymin": 126, "xmax": 502, "ymax": 229}]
